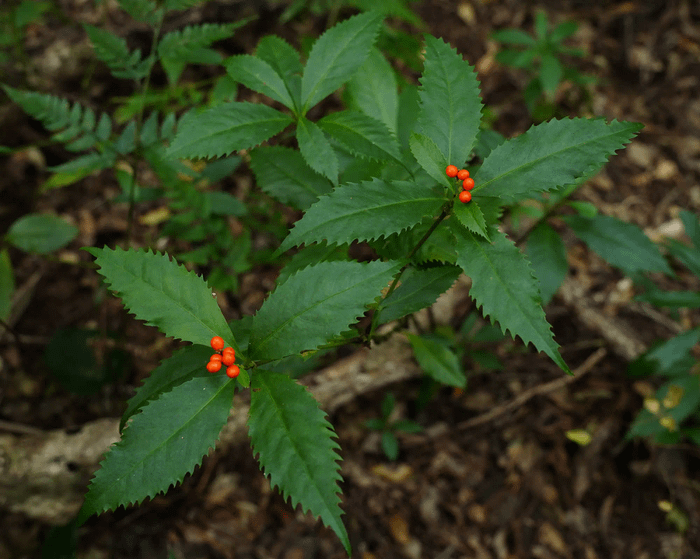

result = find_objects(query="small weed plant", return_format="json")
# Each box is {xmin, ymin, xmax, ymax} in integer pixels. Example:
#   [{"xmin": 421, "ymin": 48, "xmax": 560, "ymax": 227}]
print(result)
[
  {"xmin": 2, "ymin": 3, "xmax": 643, "ymax": 554},
  {"xmin": 492, "ymin": 9, "xmax": 595, "ymax": 120}
]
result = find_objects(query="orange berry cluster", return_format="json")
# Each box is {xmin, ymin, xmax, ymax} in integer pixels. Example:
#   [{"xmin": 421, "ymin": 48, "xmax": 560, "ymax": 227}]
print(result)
[
  {"xmin": 445, "ymin": 165, "xmax": 474, "ymax": 203},
  {"xmin": 208, "ymin": 336, "xmax": 240, "ymax": 378}
]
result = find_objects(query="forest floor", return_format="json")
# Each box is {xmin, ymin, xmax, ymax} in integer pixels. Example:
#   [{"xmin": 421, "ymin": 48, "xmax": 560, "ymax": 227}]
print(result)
[{"xmin": 1, "ymin": 0, "xmax": 700, "ymax": 558}]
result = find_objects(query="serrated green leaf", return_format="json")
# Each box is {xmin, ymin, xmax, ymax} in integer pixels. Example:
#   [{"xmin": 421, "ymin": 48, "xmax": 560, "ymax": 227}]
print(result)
[
  {"xmin": 408, "ymin": 133, "xmax": 451, "ymax": 188},
  {"xmin": 301, "ymin": 11, "xmax": 383, "ymax": 112},
  {"xmin": 417, "ymin": 35, "xmax": 482, "ymax": 168},
  {"xmin": 454, "ymin": 224, "xmax": 570, "ymax": 374},
  {"xmin": 275, "ymin": 242, "xmax": 349, "ymax": 286},
  {"xmin": 279, "ymin": 179, "xmax": 444, "ymax": 252},
  {"xmin": 296, "ymin": 117, "xmax": 338, "ymax": 184},
  {"xmin": 250, "ymin": 260, "xmax": 401, "ymax": 360},
  {"xmin": 86, "ymin": 247, "xmax": 234, "ymax": 349},
  {"xmin": 377, "ymin": 265, "xmax": 461, "ymax": 324},
  {"xmin": 249, "ymin": 146, "xmax": 331, "ymax": 210},
  {"xmin": 167, "ymin": 102, "xmax": 292, "ymax": 159},
  {"xmin": 226, "ymin": 55, "xmax": 296, "ymax": 110},
  {"xmin": 565, "ymin": 214, "xmax": 672, "ymax": 275},
  {"xmin": 256, "ymin": 35, "xmax": 303, "ymax": 77},
  {"xmin": 453, "ymin": 198, "xmax": 489, "ymax": 239},
  {"xmin": 121, "ymin": 345, "xmax": 215, "ymax": 431},
  {"xmin": 476, "ymin": 119, "xmax": 643, "ymax": 203},
  {"xmin": 317, "ymin": 109, "xmax": 401, "ymax": 164},
  {"xmin": 0, "ymin": 249, "xmax": 14, "ymax": 320},
  {"xmin": 527, "ymin": 223, "xmax": 568, "ymax": 305},
  {"xmin": 77, "ymin": 373, "xmax": 235, "ymax": 525},
  {"xmin": 345, "ymin": 47, "xmax": 398, "ymax": 133},
  {"xmin": 406, "ymin": 333, "xmax": 466, "ymax": 387},
  {"xmin": 249, "ymin": 370, "xmax": 349, "ymax": 553},
  {"xmin": 6, "ymin": 213, "xmax": 77, "ymax": 253}
]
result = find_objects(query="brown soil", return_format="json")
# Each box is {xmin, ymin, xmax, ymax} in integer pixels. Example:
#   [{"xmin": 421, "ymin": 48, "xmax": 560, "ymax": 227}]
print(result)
[{"xmin": 1, "ymin": 1, "xmax": 700, "ymax": 558}]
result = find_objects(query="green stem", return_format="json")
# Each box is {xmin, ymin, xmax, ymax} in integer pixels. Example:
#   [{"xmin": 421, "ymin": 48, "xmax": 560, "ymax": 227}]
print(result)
[{"xmin": 366, "ymin": 201, "xmax": 452, "ymax": 341}]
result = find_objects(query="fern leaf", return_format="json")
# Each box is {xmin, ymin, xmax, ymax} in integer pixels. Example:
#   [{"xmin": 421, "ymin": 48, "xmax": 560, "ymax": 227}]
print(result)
[
  {"xmin": 296, "ymin": 117, "xmax": 338, "ymax": 184},
  {"xmin": 249, "ymin": 370, "xmax": 349, "ymax": 554},
  {"xmin": 167, "ymin": 102, "xmax": 293, "ymax": 159},
  {"xmin": 248, "ymin": 146, "xmax": 332, "ymax": 210},
  {"xmin": 376, "ymin": 265, "xmax": 461, "ymax": 324},
  {"xmin": 86, "ymin": 247, "xmax": 234, "ymax": 349},
  {"xmin": 317, "ymin": 109, "xmax": 402, "ymax": 164},
  {"xmin": 476, "ymin": 118, "xmax": 643, "ymax": 203},
  {"xmin": 453, "ymin": 224, "xmax": 570, "ymax": 374},
  {"xmin": 250, "ymin": 260, "xmax": 401, "ymax": 360},
  {"xmin": 279, "ymin": 178, "xmax": 444, "ymax": 252},
  {"xmin": 77, "ymin": 373, "xmax": 236, "ymax": 525},
  {"xmin": 417, "ymin": 35, "xmax": 482, "ymax": 167},
  {"xmin": 84, "ymin": 25, "xmax": 150, "ymax": 80},
  {"xmin": 301, "ymin": 11, "xmax": 383, "ymax": 113},
  {"xmin": 158, "ymin": 23, "xmax": 242, "ymax": 84},
  {"xmin": 3, "ymin": 86, "xmax": 111, "ymax": 153},
  {"xmin": 116, "ymin": 0, "xmax": 159, "ymax": 24}
]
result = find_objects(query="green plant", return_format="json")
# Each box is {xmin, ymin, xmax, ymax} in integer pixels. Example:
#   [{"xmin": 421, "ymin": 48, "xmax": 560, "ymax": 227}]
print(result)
[
  {"xmin": 40, "ymin": 9, "xmax": 642, "ymax": 554},
  {"xmin": 491, "ymin": 9, "xmax": 595, "ymax": 120},
  {"xmin": 365, "ymin": 392, "xmax": 422, "ymax": 460},
  {"xmin": 620, "ymin": 210, "xmax": 700, "ymax": 445}
]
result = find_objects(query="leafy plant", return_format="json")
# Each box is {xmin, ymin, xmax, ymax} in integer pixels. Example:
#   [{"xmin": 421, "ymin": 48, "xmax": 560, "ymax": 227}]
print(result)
[
  {"xmin": 63, "ymin": 9, "xmax": 641, "ymax": 554},
  {"xmin": 492, "ymin": 9, "xmax": 595, "ymax": 120},
  {"xmin": 621, "ymin": 210, "xmax": 700, "ymax": 445},
  {"xmin": 365, "ymin": 392, "xmax": 422, "ymax": 460}
]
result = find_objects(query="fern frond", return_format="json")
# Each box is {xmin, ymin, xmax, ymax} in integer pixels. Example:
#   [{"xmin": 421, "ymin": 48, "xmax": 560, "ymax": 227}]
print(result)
[
  {"xmin": 117, "ymin": 0, "xmax": 159, "ymax": 24},
  {"xmin": 3, "ymin": 86, "xmax": 113, "ymax": 153},
  {"xmin": 157, "ymin": 22, "xmax": 242, "ymax": 84},
  {"xmin": 84, "ymin": 25, "xmax": 151, "ymax": 80}
]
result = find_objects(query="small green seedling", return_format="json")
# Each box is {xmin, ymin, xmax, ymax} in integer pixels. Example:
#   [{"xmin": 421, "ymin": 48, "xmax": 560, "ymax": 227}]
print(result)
[
  {"xmin": 492, "ymin": 9, "xmax": 595, "ymax": 119},
  {"xmin": 365, "ymin": 393, "xmax": 422, "ymax": 460}
]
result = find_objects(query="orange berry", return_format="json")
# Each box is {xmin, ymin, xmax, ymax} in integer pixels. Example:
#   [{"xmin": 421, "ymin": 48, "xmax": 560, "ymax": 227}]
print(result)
[
  {"xmin": 210, "ymin": 336, "xmax": 225, "ymax": 351},
  {"xmin": 457, "ymin": 169, "xmax": 469, "ymax": 180},
  {"xmin": 226, "ymin": 365, "xmax": 240, "ymax": 378},
  {"xmin": 222, "ymin": 352, "xmax": 235, "ymax": 366},
  {"xmin": 445, "ymin": 165, "xmax": 458, "ymax": 177},
  {"xmin": 207, "ymin": 361, "xmax": 222, "ymax": 373},
  {"xmin": 462, "ymin": 178, "xmax": 475, "ymax": 190},
  {"xmin": 459, "ymin": 190, "xmax": 472, "ymax": 203},
  {"xmin": 210, "ymin": 354, "xmax": 223, "ymax": 362}
]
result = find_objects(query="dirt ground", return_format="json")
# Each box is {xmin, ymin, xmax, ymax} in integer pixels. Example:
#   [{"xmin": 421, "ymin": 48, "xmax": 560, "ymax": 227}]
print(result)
[{"xmin": 1, "ymin": 0, "xmax": 700, "ymax": 558}]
